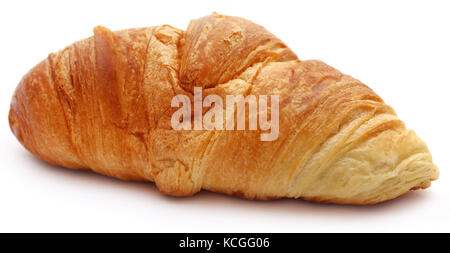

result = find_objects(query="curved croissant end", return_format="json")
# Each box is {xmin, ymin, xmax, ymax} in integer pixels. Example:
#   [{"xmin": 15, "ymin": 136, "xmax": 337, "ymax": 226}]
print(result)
[{"xmin": 9, "ymin": 13, "xmax": 438, "ymax": 204}]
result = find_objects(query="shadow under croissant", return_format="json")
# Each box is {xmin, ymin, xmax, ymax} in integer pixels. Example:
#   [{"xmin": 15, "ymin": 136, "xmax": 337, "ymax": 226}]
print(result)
[{"xmin": 22, "ymin": 147, "xmax": 433, "ymax": 217}]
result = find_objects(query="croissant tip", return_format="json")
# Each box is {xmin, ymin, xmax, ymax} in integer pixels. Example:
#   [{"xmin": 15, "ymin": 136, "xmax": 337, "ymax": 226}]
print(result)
[{"xmin": 8, "ymin": 106, "xmax": 19, "ymax": 141}]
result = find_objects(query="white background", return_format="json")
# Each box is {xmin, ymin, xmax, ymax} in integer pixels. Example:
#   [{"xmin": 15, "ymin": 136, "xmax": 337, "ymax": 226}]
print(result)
[{"xmin": 0, "ymin": 0, "xmax": 449, "ymax": 232}]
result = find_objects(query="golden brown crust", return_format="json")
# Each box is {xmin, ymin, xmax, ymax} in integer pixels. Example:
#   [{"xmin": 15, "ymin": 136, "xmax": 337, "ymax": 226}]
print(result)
[
  {"xmin": 9, "ymin": 13, "xmax": 439, "ymax": 204},
  {"xmin": 180, "ymin": 13, "xmax": 297, "ymax": 91}
]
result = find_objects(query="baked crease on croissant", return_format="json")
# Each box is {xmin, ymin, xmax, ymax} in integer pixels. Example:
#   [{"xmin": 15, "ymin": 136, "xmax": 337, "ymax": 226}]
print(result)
[{"xmin": 9, "ymin": 13, "xmax": 438, "ymax": 204}]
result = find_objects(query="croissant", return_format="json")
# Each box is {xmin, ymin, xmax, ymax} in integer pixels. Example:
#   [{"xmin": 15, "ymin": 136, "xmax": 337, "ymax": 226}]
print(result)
[{"xmin": 9, "ymin": 13, "xmax": 438, "ymax": 204}]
